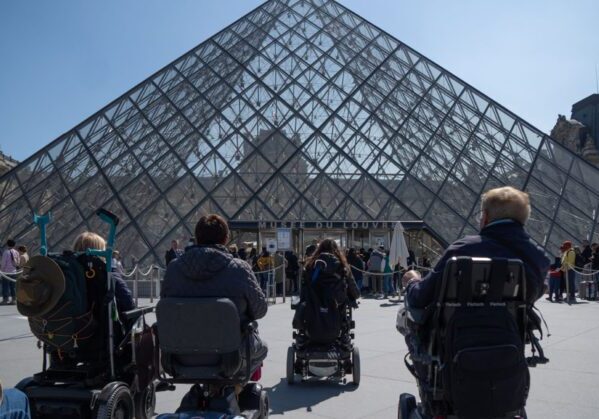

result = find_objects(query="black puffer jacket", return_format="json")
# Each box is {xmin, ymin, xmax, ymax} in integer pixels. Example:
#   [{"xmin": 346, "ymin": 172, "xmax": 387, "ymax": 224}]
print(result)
[{"xmin": 161, "ymin": 245, "xmax": 267, "ymax": 323}]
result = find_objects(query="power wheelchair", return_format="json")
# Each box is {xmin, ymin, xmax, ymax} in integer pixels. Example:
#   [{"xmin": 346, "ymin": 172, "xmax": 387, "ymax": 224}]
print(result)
[
  {"xmin": 397, "ymin": 257, "xmax": 549, "ymax": 419},
  {"xmin": 287, "ymin": 291, "xmax": 360, "ymax": 386},
  {"xmin": 155, "ymin": 297, "xmax": 269, "ymax": 419},
  {"xmin": 16, "ymin": 209, "xmax": 159, "ymax": 419}
]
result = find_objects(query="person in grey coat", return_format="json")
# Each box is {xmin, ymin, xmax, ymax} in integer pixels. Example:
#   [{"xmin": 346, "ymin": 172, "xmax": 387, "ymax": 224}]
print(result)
[{"xmin": 161, "ymin": 214, "xmax": 268, "ymax": 374}]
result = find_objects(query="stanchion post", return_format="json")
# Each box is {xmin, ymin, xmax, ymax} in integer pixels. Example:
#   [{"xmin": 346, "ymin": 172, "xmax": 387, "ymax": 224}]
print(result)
[
  {"xmin": 282, "ymin": 265, "xmax": 286, "ymax": 304},
  {"xmin": 150, "ymin": 267, "xmax": 154, "ymax": 303},
  {"xmin": 134, "ymin": 268, "xmax": 139, "ymax": 307},
  {"xmin": 156, "ymin": 267, "xmax": 161, "ymax": 297}
]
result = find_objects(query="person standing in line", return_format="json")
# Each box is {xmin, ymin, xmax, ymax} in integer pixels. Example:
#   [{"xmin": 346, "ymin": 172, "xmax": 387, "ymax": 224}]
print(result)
[
  {"xmin": 17, "ymin": 246, "xmax": 29, "ymax": 268},
  {"xmin": 285, "ymin": 250, "xmax": 300, "ymax": 295},
  {"xmin": 367, "ymin": 246, "xmax": 385, "ymax": 298},
  {"xmin": 347, "ymin": 248, "xmax": 364, "ymax": 292},
  {"xmin": 165, "ymin": 240, "xmax": 183, "ymax": 266},
  {"xmin": 273, "ymin": 251, "xmax": 286, "ymax": 296},
  {"xmin": 256, "ymin": 247, "xmax": 272, "ymax": 293},
  {"xmin": 581, "ymin": 240, "xmax": 593, "ymax": 265},
  {"xmin": 383, "ymin": 250, "xmax": 394, "ymax": 299},
  {"xmin": 561, "ymin": 241, "xmax": 577, "ymax": 304},
  {"xmin": 229, "ymin": 244, "xmax": 240, "ymax": 259},
  {"xmin": 238, "ymin": 246, "xmax": 247, "ymax": 262},
  {"xmin": 591, "ymin": 243, "xmax": 599, "ymax": 299},
  {"xmin": 1, "ymin": 240, "xmax": 19, "ymax": 305}
]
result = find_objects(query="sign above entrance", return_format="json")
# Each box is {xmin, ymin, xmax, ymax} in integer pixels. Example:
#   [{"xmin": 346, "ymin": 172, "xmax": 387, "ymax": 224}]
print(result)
[{"xmin": 228, "ymin": 220, "xmax": 423, "ymax": 230}]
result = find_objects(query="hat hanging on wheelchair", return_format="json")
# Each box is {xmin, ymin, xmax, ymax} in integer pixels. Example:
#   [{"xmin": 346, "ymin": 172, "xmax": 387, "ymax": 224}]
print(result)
[{"xmin": 14, "ymin": 208, "xmax": 159, "ymax": 419}]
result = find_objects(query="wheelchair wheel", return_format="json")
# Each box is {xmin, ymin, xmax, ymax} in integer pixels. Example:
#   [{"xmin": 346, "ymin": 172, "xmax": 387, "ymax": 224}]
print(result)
[
  {"xmin": 398, "ymin": 393, "xmax": 417, "ymax": 419},
  {"xmin": 352, "ymin": 347, "xmax": 360, "ymax": 386},
  {"xmin": 286, "ymin": 346, "xmax": 295, "ymax": 385},
  {"xmin": 259, "ymin": 389, "xmax": 269, "ymax": 418},
  {"xmin": 133, "ymin": 382, "xmax": 155, "ymax": 419},
  {"xmin": 95, "ymin": 385, "xmax": 134, "ymax": 419}
]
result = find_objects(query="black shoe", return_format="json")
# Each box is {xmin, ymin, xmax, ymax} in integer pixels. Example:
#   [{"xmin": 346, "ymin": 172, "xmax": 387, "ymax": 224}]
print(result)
[{"xmin": 545, "ymin": 297, "xmax": 553, "ymax": 302}]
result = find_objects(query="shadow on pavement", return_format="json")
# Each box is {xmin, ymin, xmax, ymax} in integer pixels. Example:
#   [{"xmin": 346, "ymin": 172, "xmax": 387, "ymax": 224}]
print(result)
[{"xmin": 267, "ymin": 378, "xmax": 357, "ymax": 414}]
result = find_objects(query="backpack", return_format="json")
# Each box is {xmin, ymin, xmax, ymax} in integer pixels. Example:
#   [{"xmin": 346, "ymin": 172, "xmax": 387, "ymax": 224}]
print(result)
[
  {"xmin": 302, "ymin": 268, "xmax": 344, "ymax": 344},
  {"xmin": 28, "ymin": 252, "xmax": 101, "ymax": 355},
  {"xmin": 443, "ymin": 305, "xmax": 529, "ymax": 418}
]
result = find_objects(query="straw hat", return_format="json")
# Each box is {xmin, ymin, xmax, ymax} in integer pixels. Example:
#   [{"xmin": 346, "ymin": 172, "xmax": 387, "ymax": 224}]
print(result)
[{"xmin": 16, "ymin": 255, "xmax": 65, "ymax": 317}]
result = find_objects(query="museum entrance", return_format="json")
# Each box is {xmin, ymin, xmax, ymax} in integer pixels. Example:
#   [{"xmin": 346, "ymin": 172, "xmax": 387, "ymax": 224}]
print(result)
[{"xmin": 227, "ymin": 220, "xmax": 445, "ymax": 264}]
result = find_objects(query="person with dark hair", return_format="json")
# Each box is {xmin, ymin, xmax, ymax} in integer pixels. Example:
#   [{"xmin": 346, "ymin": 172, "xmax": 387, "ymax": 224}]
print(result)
[
  {"xmin": 165, "ymin": 240, "xmax": 183, "ymax": 266},
  {"xmin": 284, "ymin": 250, "xmax": 300, "ymax": 295},
  {"xmin": 162, "ymin": 214, "xmax": 268, "ymax": 373},
  {"xmin": 296, "ymin": 239, "xmax": 360, "ymax": 348},
  {"xmin": 1, "ymin": 239, "xmax": 19, "ymax": 305},
  {"xmin": 16, "ymin": 246, "xmax": 29, "ymax": 269},
  {"xmin": 347, "ymin": 248, "xmax": 364, "ymax": 291},
  {"xmin": 238, "ymin": 247, "xmax": 247, "ymax": 262},
  {"xmin": 581, "ymin": 240, "xmax": 592, "ymax": 264}
]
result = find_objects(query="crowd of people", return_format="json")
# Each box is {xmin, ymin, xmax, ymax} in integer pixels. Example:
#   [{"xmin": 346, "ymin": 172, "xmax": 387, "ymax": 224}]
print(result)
[
  {"xmin": 547, "ymin": 239, "xmax": 599, "ymax": 304},
  {"xmin": 164, "ymin": 236, "xmax": 430, "ymax": 301}
]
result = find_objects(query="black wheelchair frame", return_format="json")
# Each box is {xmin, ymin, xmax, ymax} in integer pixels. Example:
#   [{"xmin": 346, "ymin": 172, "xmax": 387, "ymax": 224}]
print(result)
[{"xmin": 287, "ymin": 300, "xmax": 360, "ymax": 385}]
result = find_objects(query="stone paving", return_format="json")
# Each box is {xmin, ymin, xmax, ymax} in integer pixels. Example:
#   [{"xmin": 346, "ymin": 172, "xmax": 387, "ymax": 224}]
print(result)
[{"xmin": 1, "ymin": 296, "xmax": 598, "ymax": 418}]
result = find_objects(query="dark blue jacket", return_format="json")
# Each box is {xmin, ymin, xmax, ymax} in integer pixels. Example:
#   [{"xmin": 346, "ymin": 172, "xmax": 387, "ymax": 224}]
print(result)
[{"xmin": 407, "ymin": 219, "xmax": 551, "ymax": 308}]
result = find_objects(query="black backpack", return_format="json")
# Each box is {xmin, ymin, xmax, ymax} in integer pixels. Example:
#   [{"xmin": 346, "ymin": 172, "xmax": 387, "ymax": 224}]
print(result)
[
  {"xmin": 443, "ymin": 305, "xmax": 529, "ymax": 418},
  {"xmin": 28, "ymin": 252, "xmax": 103, "ymax": 355},
  {"xmin": 302, "ymin": 268, "xmax": 343, "ymax": 344}
]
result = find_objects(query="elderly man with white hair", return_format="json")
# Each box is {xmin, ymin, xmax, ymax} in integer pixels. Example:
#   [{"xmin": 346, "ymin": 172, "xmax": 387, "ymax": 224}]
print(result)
[{"xmin": 405, "ymin": 186, "xmax": 550, "ymax": 308}]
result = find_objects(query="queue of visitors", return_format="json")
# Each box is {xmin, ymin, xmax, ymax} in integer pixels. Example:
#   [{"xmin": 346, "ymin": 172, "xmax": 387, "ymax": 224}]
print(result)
[{"xmin": 546, "ymin": 239, "xmax": 599, "ymax": 304}]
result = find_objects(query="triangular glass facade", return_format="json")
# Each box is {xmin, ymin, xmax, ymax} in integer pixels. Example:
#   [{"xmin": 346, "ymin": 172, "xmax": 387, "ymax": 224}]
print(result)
[{"xmin": 2, "ymin": 0, "xmax": 599, "ymax": 266}]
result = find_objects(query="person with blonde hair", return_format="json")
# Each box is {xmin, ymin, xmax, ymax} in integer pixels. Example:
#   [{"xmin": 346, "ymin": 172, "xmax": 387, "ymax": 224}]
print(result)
[
  {"xmin": 72, "ymin": 232, "xmax": 134, "ymax": 314},
  {"xmin": 405, "ymin": 186, "xmax": 550, "ymax": 308}
]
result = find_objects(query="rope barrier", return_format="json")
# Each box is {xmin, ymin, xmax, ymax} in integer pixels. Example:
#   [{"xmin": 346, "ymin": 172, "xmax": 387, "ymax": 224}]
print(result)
[
  {"xmin": 570, "ymin": 266, "xmax": 599, "ymax": 276},
  {"xmin": 0, "ymin": 271, "xmax": 20, "ymax": 282},
  {"xmin": 121, "ymin": 265, "xmax": 137, "ymax": 278},
  {"xmin": 349, "ymin": 265, "xmax": 432, "ymax": 276},
  {"xmin": 252, "ymin": 264, "xmax": 286, "ymax": 275}
]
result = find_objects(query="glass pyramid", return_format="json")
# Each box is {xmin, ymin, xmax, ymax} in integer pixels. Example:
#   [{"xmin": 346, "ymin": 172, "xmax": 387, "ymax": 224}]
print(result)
[{"xmin": 2, "ymin": 0, "xmax": 599, "ymax": 266}]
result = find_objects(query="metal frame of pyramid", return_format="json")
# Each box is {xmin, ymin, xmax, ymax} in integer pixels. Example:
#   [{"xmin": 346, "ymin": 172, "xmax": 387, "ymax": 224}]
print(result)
[{"xmin": 1, "ymin": 0, "xmax": 599, "ymax": 266}]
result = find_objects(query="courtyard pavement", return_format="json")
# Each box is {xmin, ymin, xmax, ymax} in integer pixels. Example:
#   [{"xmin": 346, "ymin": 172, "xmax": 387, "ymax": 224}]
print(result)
[{"xmin": 1, "ymin": 296, "xmax": 598, "ymax": 418}]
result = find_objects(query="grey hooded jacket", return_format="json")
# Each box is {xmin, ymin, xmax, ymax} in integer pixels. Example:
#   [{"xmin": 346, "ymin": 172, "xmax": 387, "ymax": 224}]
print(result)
[{"xmin": 161, "ymin": 245, "xmax": 267, "ymax": 323}]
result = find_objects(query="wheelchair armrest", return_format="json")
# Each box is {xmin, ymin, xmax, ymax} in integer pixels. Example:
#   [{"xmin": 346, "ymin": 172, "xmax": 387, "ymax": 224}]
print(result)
[
  {"xmin": 406, "ymin": 306, "xmax": 427, "ymax": 325},
  {"xmin": 242, "ymin": 320, "xmax": 258, "ymax": 334},
  {"xmin": 290, "ymin": 295, "xmax": 300, "ymax": 310},
  {"xmin": 403, "ymin": 298, "xmax": 427, "ymax": 326},
  {"xmin": 122, "ymin": 305, "xmax": 155, "ymax": 321}
]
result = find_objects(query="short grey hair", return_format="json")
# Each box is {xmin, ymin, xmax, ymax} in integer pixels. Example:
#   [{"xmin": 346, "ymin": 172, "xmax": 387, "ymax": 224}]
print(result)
[{"xmin": 481, "ymin": 186, "xmax": 531, "ymax": 225}]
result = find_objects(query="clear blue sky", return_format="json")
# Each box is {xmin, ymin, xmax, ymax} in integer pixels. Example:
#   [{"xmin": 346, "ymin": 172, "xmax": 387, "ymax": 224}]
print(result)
[{"xmin": 1, "ymin": 0, "xmax": 598, "ymax": 161}]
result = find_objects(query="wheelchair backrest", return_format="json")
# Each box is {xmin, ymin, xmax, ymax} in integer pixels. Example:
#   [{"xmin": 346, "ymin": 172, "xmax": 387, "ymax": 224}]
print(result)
[
  {"xmin": 441, "ymin": 256, "xmax": 526, "ymax": 304},
  {"xmin": 156, "ymin": 297, "xmax": 242, "ymax": 355}
]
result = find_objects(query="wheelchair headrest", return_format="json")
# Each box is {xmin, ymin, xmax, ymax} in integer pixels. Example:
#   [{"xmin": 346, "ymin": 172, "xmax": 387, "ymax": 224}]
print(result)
[
  {"xmin": 156, "ymin": 297, "xmax": 242, "ymax": 355},
  {"xmin": 441, "ymin": 257, "xmax": 525, "ymax": 304}
]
